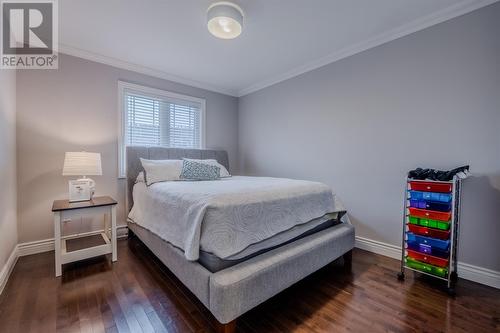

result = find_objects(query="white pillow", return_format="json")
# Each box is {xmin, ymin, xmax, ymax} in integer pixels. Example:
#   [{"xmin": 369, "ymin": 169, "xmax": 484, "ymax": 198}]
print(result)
[
  {"xmin": 135, "ymin": 171, "xmax": 145, "ymax": 183},
  {"xmin": 140, "ymin": 158, "xmax": 183, "ymax": 186},
  {"xmin": 183, "ymin": 158, "xmax": 231, "ymax": 178}
]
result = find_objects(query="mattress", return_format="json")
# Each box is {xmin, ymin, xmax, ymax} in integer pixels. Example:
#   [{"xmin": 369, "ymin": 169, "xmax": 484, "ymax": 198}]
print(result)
[
  {"xmin": 128, "ymin": 176, "xmax": 347, "ymax": 261},
  {"xmin": 198, "ymin": 213, "xmax": 343, "ymax": 272}
]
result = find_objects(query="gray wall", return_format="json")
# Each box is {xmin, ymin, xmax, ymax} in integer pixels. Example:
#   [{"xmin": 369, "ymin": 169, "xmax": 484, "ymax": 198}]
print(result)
[
  {"xmin": 238, "ymin": 4, "xmax": 500, "ymax": 271},
  {"xmin": 17, "ymin": 54, "xmax": 239, "ymax": 243},
  {"xmin": 0, "ymin": 69, "xmax": 18, "ymax": 272}
]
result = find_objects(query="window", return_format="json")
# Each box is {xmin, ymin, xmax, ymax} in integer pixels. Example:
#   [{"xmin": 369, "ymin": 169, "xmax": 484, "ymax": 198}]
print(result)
[{"xmin": 118, "ymin": 82, "xmax": 205, "ymax": 177}]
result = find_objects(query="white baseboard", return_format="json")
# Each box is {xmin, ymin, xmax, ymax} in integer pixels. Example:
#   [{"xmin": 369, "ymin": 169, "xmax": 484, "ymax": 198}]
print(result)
[
  {"xmin": 355, "ymin": 236, "xmax": 500, "ymax": 289},
  {"xmin": 457, "ymin": 262, "xmax": 500, "ymax": 289},
  {"xmin": 17, "ymin": 225, "xmax": 129, "ymax": 257},
  {"xmin": 1, "ymin": 225, "xmax": 129, "ymax": 295},
  {"xmin": 4, "ymin": 229, "xmax": 498, "ymax": 294},
  {"xmin": 0, "ymin": 245, "xmax": 19, "ymax": 295},
  {"xmin": 17, "ymin": 238, "xmax": 55, "ymax": 257},
  {"xmin": 355, "ymin": 236, "xmax": 401, "ymax": 259},
  {"xmin": 117, "ymin": 225, "xmax": 129, "ymax": 238}
]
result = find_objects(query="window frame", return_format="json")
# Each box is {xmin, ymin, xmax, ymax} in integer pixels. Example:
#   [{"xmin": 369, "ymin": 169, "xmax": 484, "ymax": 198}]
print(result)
[{"xmin": 117, "ymin": 81, "xmax": 206, "ymax": 178}]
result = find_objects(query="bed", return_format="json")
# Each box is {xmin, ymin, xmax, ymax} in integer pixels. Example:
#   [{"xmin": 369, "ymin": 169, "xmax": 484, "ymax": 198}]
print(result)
[{"xmin": 126, "ymin": 146, "xmax": 355, "ymax": 332}]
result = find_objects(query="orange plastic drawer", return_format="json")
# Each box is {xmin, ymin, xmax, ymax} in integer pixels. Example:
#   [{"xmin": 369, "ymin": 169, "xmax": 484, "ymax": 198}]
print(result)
[
  {"xmin": 408, "ymin": 224, "xmax": 450, "ymax": 240},
  {"xmin": 407, "ymin": 250, "xmax": 449, "ymax": 268},
  {"xmin": 409, "ymin": 208, "xmax": 451, "ymax": 222},
  {"xmin": 409, "ymin": 181, "xmax": 452, "ymax": 193}
]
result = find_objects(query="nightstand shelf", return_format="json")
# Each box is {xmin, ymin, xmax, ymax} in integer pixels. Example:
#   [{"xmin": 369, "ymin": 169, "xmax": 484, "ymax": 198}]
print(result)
[
  {"xmin": 52, "ymin": 196, "xmax": 118, "ymax": 277},
  {"xmin": 61, "ymin": 231, "xmax": 111, "ymax": 265}
]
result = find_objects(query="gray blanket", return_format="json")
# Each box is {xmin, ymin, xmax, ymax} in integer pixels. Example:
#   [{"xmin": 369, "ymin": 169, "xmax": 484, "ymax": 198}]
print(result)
[{"xmin": 128, "ymin": 176, "xmax": 345, "ymax": 260}]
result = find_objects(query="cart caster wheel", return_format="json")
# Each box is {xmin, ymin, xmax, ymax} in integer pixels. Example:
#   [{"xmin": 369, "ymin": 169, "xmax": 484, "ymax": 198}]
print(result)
[
  {"xmin": 447, "ymin": 288, "xmax": 456, "ymax": 297},
  {"xmin": 397, "ymin": 272, "xmax": 405, "ymax": 281},
  {"xmin": 450, "ymin": 272, "xmax": 458, "ymax": 283}
]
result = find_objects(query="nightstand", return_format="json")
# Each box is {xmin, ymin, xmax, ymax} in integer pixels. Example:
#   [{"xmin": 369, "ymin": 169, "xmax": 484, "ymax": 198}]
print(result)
[{"xmin": 51, "ymin": 196, "xmax": 118, "ymax": 277}]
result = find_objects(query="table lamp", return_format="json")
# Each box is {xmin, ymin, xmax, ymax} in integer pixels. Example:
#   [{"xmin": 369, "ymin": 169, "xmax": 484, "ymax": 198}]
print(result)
[{"xmin": 62, "ymin": 152, "xmax": 102, "ymax": 202}]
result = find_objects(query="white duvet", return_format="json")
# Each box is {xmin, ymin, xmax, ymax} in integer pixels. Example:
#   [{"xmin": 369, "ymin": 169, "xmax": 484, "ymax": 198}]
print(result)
[{"xmin": 128, "ymin": 176, "xmax": 346, "ymax": 260}]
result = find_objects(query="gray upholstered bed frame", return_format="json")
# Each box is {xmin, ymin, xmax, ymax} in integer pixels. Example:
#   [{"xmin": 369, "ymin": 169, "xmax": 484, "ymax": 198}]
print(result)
[{"xmin": 126, "ymin": 146, "xmax": 355, "ymax": 332}]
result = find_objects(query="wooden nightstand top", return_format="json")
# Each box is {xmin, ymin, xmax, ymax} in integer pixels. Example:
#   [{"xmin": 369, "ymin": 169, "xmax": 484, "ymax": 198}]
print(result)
[{"xmin": 52, "ymin": 196, "xmax": 117, "ymax": 212}]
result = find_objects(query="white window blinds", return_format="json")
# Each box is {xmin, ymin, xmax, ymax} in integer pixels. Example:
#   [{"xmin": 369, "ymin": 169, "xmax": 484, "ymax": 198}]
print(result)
[
  {"xmin": 118, "ymin": 82, "xmax": 205, "ymax": 177},
  {"xmin": 125, "ymin": 94, "xmax": 201, "ymax": 148}
]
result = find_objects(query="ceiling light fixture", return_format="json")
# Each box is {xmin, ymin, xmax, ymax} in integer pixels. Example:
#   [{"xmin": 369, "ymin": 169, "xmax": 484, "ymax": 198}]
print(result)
[{"xmin": 207, "ymin": 1, "xmax": 244, "ymax": 40}]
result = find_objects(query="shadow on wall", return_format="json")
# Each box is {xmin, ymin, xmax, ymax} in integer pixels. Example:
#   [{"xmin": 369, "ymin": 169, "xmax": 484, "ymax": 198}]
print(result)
[
  {"xmin": 348, "ymin": 214, "xmax": 394, "ymax": 247},
  {"xmin": 459, "ymin": 174, "xmax": 500, "ymax": 271},
  {"xmin": 17, "ymin": 121, "xmax": 125, "ymax": 243}
]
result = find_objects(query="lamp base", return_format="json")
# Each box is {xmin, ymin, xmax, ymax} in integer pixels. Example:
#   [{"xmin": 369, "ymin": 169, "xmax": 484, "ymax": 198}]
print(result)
[
  {"xmin": 68, "ymin": 178, "xmax": 95, "ymax": 202},
  {"xmin": 78, "ymin": 177, "xmax": 96, "ymax": 198}
]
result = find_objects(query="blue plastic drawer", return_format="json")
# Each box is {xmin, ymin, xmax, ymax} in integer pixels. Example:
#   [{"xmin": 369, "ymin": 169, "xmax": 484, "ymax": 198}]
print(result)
[
  {"xmin": 409, "ymin": 190, "xmax": 452, "ymax": 203},
  {"xmin": 409, "ymin": 199, "xmax": 451, "ymax": 212},
  {"xmin": 427, "ymin": 201, "xmax": 451, "ymax": 212},
  {"xmin": 407, "ymin": 242, "xmax": 449, "ymax": 259},
  {"xmin": 410, "ymin": 199, "xmax": 426, "ymax": 209},
  {"xmin": 407, "ymin": 232, "xmax": 450, "ymax": 251}
]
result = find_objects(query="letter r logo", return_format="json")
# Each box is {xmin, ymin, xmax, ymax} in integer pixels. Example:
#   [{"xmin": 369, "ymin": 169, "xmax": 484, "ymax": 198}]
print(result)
[{"xmin": 2, "ymin": 1, "xmax": 53, "ymax": 54}]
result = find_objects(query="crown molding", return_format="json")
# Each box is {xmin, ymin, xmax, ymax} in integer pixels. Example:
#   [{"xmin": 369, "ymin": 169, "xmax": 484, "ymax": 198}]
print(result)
[
  {"xmin": 57, "ymin": 0, "xmax": 498, "ymax": 98},
  {"xmin": 58, "ymin": 44, "xmax": 239, "ymax": 97},
  {"xmin": 237, "ymin": 0, "xmax": 499, "ymax": 97}
]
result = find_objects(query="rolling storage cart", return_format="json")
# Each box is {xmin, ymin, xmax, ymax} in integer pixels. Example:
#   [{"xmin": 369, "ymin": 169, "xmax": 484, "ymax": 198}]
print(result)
[{"xmin": 397, "ymin": 177, "xmax": 463, "ymax": 295}]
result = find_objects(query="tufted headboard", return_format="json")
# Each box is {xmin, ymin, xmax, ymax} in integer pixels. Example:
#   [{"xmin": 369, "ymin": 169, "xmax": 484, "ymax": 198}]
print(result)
[{"xmin": 126, "ymin": 146, "xmax": 230, "ymax": 212}]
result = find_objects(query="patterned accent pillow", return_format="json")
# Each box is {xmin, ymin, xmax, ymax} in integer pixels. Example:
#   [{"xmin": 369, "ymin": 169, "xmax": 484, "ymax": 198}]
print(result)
[{"xmin": 180, "ymin": 159, "xmax": 220, "ymax": 180}]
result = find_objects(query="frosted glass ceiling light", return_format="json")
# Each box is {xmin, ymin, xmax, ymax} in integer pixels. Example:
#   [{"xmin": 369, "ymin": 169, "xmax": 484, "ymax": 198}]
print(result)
[{"xmin": 207, "ymin": 1, "xmax": 244, "ymax": 39}]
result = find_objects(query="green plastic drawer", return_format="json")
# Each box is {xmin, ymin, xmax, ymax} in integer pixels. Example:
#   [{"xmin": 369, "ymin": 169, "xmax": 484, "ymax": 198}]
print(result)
[
  {"xmin": 408, "ymin": 216, "xmax": 450, "ymax": 231},
  {"xmin": 405, "ymin": 257, "xmax": 448, "ymax": 278}
]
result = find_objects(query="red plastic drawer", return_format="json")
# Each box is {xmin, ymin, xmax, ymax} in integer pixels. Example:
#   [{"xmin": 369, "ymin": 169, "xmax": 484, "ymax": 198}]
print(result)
[
  {"xmin": 408, "ymin": 224, "xmax": 450, "ymax": 240},
  {"xmin": 409, "ymin": 208, "xmax": 451, "ymax": 222},
  {"xmin": 407, "ymin": 250, "xmax": 449, "ymax": 268},
  {"xmin": 409, "ymin": 181, "xmax": 452, "ymax": 193}
]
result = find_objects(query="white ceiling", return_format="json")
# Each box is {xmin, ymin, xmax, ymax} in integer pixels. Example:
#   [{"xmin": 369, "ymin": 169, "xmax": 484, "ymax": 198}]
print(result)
[{"xmin": 59, "ymin": 0, "xmax": 497, "ymax": 96}]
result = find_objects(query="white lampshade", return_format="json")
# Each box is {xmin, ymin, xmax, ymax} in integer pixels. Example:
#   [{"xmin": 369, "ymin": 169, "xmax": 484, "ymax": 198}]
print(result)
[
  {"xmin": 62, "ymin": 152, "xmax": 102, "ymax": 176},
  {"xmin": 207, "ymin": 2, "xmax": 244, "ymax": 39}
]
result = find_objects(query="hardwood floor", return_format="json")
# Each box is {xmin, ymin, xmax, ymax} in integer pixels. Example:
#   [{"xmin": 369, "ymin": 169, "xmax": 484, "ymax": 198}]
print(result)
[{"xmin": 0, "ymin": 238, "xmax": 498, "ymax": 333}]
